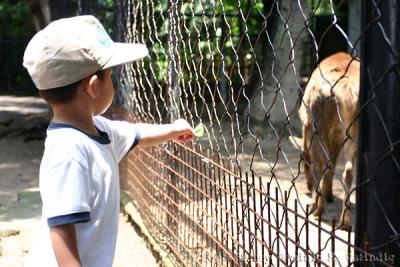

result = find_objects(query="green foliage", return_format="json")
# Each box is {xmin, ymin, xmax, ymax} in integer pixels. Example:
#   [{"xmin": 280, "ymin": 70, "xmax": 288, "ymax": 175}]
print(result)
[
  {"xmin": 92, "ymin": 0, "xmax": 114, "ymax": 35},
  {"xmin": 0, "ymin": 1, "xmax": 34, "ymax": 39},
  {"xmin": 309, "ymin": 0, "xmax": 346, "ymax": 16},
  {"xmin": 143, "ymin": 0, "xmax": 275, "ymax": 92},
  {"xmin": 0, "ymin": 0, "xmax": 36, "ymax": 94}
]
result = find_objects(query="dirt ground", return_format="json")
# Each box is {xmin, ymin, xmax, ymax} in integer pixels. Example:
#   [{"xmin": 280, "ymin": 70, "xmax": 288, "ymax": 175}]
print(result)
[{"xmin": 0, "ymin": 96, "xmax": 158, "ymax": 267}]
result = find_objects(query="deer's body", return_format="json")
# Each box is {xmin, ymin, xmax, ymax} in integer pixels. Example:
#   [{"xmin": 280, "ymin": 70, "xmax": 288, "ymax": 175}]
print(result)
[{"xmin": 290, "ymin": 52, "xmax": 359, "ymax": 230}]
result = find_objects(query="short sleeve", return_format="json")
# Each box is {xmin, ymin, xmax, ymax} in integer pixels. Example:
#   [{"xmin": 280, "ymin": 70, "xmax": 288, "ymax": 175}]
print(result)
[
  {"xmin": 41, "ymin": 159, "xmax": 91, "ymax": 227},
  {"xmin": 94, "ymin": 116, "xmax": 140, "ymax": 161}
]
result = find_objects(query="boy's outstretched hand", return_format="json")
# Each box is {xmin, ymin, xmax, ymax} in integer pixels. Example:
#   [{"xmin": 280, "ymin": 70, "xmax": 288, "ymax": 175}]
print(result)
[
  {"xmin": 136, "ymin": 119, "xmax": 195, "ymax": 147},
  {"xmin": 171, "ymin": 119, "xmax": 195, "ymax": 142}
]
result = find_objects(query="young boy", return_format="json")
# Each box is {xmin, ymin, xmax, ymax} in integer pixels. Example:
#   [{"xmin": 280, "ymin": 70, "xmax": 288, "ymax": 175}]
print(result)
[{"xmin": 23, "ymin": 15, "xmax": 194, "ymax": 267}]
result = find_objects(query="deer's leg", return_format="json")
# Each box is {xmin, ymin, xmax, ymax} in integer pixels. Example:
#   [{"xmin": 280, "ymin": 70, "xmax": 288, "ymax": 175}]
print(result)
[
  {"xmin": 310, "ymin": 134, "xmax": 339, "ymax": 217},
  {"xmin": 310, "ymin": 153, "xmax": 326, "ymax": 218},
  {"xmin": 339, "ymin": 141, "xmax": 357, "ymax": 231},
  {"xmin": 312, "ymin": 156, "xmax": 338, "ymax": 219},
  {"xmin": 303, "ymin": 124, "xmax": 313, "ymax": 192},
  {"xmin": 304, "ymin": 151, "xmax": 313, "ymax": 192},
  {"xmin": 325, "ymin": 139, "xmax": 341, "ymax": 203},
  {"xmin": 323, "ymin": 157, "xmax": 337, "ymax": 203}
]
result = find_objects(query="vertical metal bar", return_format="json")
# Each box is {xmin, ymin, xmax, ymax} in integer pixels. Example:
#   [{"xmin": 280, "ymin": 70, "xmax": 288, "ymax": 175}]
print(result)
[
  {"xmin": 225, "ymin": 159, "xmax": 234, "ymax": 267},
  {"xmin": 219, "ymin": 156, "xmax": 228, "ymax": 265},
  {"xmin": 318, "ymin": 217, "xmax": 322, "ymax": 267},
  {"xmin": 356, "ymin": 1, "xmax": 400, "ymax": 266},
  {"xmin": 189, "ymin": 147, "xmax": 196, "ymax": 264},
  {"xmin": 240, "ymin": 170, "xmax": 246, "ymax": 265},
  {"xmin": 259, "ymin": 177, "xmax": 265, "ymax": 267},
  {"xmin": 331, "ymin": 220, "xmax": 336, "ymax": 267},
  {"xmin": 178, "ymin": 145, "xmax": 183, "ymax": 252},
  {"xmin": 305, "ymin": 205, "xmax": 310, "ymax": 266},
  {"xmin": 246, "ymin": 173, "xmax": 251, "ymax": 265},
  {"xmin": 215, "ymin": 154, "xmax": 223, "ymax": 265},
  {"xmin": 294, "ymin": 199, "xmax": 298, "ymax": 267},
  {"xmin": 267, "ymin": 183, "xmax": 272, "ymax": 267},
  {"xmin": 348, "ymin": 226, "xmax": 352, "ymax": 267},
  {"xmin": 234, "ymin": 161, "xmax": 241, "ymax": 265},
  {"xmin": 203, "ymin": 147, "xmax": 211, "ymax": 266},
  {"xmin": 184, "ymin": 145, "xmax": 189, "ymax": 254},
  {"xmin": 188, "ymin": 148, "xmax": 194, "ymax": 260},
  {"xmin": 275, "ymin": 187, "xmax": 280, "ymax": 267},
  {"xmin": 198, "ymin": 145, "xmax": 205, "ymax": 264},
  {"xmin": 206, "ymin": 150, "xmax": 214, "ymax": 267},
  {"xmin": 284, "ymin": 191, "xmax": 288, "ymax": 266},
  {"xmin": 253, "ymin": 174, "xmax": 258, "ymax": 265}
]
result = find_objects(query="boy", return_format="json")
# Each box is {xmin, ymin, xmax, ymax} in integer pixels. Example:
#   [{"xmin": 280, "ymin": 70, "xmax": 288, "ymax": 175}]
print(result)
[{"xmin": 23, "ymin": 15, "xmax": 194, "ymax": 267}]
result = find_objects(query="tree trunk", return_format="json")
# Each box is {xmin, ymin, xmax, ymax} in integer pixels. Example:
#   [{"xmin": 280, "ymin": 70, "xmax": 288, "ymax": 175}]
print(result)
[
  {"xmin": 28, "ymin": 0, "xmax": 51, "ymax": 32},
  {"xmin": 249, "ymin": 0, "xmax": 308, "ymax": 131}
]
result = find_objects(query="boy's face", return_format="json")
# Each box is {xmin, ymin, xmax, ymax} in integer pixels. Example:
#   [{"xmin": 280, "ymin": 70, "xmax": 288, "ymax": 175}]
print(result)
[{"xmin": 94, "ymin": 68, "xmax": 114, "ymax": 115}]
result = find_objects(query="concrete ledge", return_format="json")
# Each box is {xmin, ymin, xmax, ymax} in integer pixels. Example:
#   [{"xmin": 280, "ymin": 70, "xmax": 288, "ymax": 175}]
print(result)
[{"xmin": 120, "ymin": 191, "xmax": 177, "ymax": 267}]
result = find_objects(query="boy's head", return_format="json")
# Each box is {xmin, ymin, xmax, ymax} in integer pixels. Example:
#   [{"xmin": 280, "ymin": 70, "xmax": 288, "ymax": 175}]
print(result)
[{"xmin": 23, "ymin": 15, "xmax": 148, "ymax": 104}]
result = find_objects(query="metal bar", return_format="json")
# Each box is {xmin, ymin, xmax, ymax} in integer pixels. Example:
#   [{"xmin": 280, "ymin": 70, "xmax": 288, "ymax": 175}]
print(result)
[{"xmin": 356, "ymin": 1, "xmax": 400, "ymax": 267}]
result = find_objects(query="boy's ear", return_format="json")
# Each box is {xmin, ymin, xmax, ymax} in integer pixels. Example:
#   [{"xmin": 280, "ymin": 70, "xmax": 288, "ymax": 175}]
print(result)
[{"xmin": 84, "ymin": 74, "xmax": 98, "ymax": 98}]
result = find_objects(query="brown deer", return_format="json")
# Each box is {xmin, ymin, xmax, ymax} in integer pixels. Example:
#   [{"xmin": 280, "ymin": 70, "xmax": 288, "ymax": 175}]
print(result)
[{"xmin": 289, "ymin": 52, "xmax": 359, "ymax": 231}]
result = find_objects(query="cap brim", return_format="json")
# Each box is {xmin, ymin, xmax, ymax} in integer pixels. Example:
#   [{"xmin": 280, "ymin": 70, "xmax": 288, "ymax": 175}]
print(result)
[{"xmin": 102, "ymin": 43, "xmax": 148, "ymax": 69}]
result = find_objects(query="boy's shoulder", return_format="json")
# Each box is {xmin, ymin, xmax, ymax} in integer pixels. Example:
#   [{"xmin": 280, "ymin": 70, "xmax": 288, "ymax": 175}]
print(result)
[
  {"xmin": 45, "ymin": 128, "xmax": 91, "ymax": 151},
  {"xmin": 44, "ymin": 124, "xmax": 96, "ymax": 160}
]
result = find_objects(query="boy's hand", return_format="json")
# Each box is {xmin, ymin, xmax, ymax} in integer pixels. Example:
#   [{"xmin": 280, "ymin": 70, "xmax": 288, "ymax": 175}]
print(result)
[{"xmin": 171, "ymin": 119, "xmax": 195, "ymax": 142}]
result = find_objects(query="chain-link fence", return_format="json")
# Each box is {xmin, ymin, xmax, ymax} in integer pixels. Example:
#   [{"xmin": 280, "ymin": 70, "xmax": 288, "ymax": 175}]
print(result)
[{"xmin": 109, "ymin": 0, "xmax": 399, "ymax": 266}]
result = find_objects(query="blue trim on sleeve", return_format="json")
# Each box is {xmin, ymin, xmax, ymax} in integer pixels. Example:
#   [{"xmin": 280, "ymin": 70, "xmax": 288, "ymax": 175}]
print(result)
[
  {"xmin": 124, "ymin": 128, "xmax": 140, "ymax": 156},
  {"xmin": 47, "ymin": 211, "xmax": 91, "ymax": 227},
  {"xmin": 128, "ymin": 128, "xmax": 141, "ymax": 153}
]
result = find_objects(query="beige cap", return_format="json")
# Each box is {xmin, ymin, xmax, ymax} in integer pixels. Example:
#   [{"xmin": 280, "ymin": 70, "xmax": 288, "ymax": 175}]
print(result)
[{"xmin": 23, "ymin": 15, "xmax": 148, "ymax": 90}]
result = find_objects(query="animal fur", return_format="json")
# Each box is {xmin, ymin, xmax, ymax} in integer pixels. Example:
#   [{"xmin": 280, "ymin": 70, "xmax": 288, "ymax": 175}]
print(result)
[{"xmin": 289, "ymin": 52, "xmax": 359, "ymax": 231}]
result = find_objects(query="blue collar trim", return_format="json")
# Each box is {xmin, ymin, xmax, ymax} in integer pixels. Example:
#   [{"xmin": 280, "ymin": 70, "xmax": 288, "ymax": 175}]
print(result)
[{"xmin": 48, "ymin": 122, "xmax": 111, "ymax": 144}]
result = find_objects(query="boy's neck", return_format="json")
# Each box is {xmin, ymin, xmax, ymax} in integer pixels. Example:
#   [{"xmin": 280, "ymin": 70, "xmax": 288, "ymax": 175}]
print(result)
[{"xmin": 51, "ymin": 104, "xmax": 99, "ymax": 136}]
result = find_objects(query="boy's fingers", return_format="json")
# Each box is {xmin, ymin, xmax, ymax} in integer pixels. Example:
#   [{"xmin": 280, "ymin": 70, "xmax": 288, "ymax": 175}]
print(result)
[{"xmin": 178, "ymin": 132, "xmax": 194, "ymax": 142}]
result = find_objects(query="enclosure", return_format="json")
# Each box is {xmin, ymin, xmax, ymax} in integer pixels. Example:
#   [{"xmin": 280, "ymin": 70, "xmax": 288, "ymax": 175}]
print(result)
[
  {"xmin": 108, "ymin": 0, "xmax": 400, "ymax": 266},
  {"xmin": 2, "ymin": 0, "xmax": 398, "ymax": 266}
]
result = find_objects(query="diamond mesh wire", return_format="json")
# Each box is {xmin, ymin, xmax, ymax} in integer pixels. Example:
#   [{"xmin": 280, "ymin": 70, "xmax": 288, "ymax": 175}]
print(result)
[{"xmin": 109, "ymin": 0, "xmax": 399, "ymax": 266}]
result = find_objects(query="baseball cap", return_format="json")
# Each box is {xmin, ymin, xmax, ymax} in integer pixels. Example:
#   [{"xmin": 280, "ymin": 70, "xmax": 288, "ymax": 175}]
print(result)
[{"xmin": 23, "ymin": 15, "xmax": 148, "ymax": 90}]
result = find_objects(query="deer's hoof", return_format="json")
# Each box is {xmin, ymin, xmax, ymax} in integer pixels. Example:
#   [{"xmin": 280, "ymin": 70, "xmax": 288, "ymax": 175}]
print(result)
[
  {"xmin": 339, "ymin": 222, "xmax": 352, "ymax": 231},
  {"xmin": 312, "ymin": 206, "xmax": 324, "ymax": 219},
  {"xmin": 339, "ymin": 212, "xmax": 352, "ymax": 231},
  {"xmin": 326, "ymin": 193, "xmax": 334, "ymax": 203}
]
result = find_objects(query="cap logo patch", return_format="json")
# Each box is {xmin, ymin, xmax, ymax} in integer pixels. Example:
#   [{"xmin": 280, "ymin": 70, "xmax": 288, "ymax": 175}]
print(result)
[{"xmin": 96, "ymin": 27, "xmax": 112, "ymax": 49}]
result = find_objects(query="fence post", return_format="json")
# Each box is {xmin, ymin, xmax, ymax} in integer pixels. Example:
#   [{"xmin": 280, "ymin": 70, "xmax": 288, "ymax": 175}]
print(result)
[
  {"xmin": 356, "ymin": 1, "xmax": 400, "ymax": 266},
  {"xmin": 166, "ymin": 0, "xmax": 181, "ymax": 241},
  {"xmin": 167, "ymin": 0, "xmax": 181, "ymax": 123}
]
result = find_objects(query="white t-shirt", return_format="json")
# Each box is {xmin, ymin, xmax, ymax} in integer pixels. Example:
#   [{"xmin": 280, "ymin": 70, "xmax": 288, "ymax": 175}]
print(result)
[{"xmin": 25, "ymin": 116, "xmax": 140, "ymax": 267}]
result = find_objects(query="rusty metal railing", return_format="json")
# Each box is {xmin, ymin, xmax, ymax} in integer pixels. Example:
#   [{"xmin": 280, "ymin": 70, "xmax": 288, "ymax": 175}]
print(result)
[{"xmin": 115, "ymin": 128, "xmax": 380, "ymax": 266}]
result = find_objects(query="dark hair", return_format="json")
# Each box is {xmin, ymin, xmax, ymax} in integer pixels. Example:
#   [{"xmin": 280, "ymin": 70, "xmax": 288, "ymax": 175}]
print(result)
[{"xmin": 39, "ymin": 69, "xmax": 105, "ymax": 104}]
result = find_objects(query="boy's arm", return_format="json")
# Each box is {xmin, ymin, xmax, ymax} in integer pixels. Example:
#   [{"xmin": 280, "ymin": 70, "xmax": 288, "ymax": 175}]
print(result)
[
  {"xmin": 137, "ymin": 118, "xmax": 195, "ymax": 147},
  {"xmin": 50, "ymin": 224, "xmax": 82, "ymax": 267}
]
